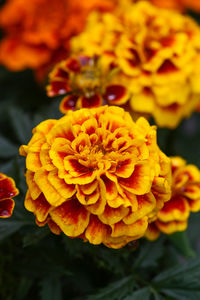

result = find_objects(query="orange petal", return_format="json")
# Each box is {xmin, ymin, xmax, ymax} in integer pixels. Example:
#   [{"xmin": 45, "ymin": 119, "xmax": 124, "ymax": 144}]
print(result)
[
  {"xmin": 118, "ymin": 162, "xmax": 151, "ymax": 195},
  {"xmin": 26, "ymin": 152, "xmax": 42, "ymax": 172},
  {"xmin": 158, "ymin": 195, "xmax": 189, "ymax": 222},
  {"xmin": 59, "ymin": 95, "xmax": 79, "ymax": 113},
  {"xmin": 156, "ymin": 220, "xmax": 187, "ymax": 234},
  {"xmin": 26, "ymin": 170, "xmax": 41, "ymax": 200},
  {"xmin": 115, "ymin": 158, "xmax": 136, "ymax": 178},
  {"xmin": 48, "ymin": 169, "xmax": 75, "ymax": 200},
  {"xmin": 25, "ymin": 192, "xmax": 51, "ymax": 222},
  {"xmin": 101, "ymin": 174, "xmax": 118, "ymax": 201},
  {"xmin": 50, "ymin": 199, "xmax": 90, "ymax": 237},
  {"xmin": 111, "ymin": 217, "xmax": 148, "ymax": 239},
  {"xmin": 85, "ymin": 215, "xmax": 111, "ymax": 245},
  {"xmin": 145, "ymin": 222, "xmax": 160, "ymax": 241},
  {"xmin": 123, "ymin": 192, "xmax": 156, "ymax": 224},
  {"xmin": 77, "ymin": 186, "xmax": 99, "ymax": 205},
  {"xmin": 34, "ymin": 168, "xmax": 65, "ymax": 206},
  {"xmin": 48, "ymin": 219, "xmax": 61, "ymax": 235},
  {"xmin": 98, "ymin": 205, "xmax": 129, "ymax": 225},
  {"xmin": 0, "ymin": 199, "xmax": 15, "ymax": 218},
  {"xmin": 80, "ymin": 180, "xmax": 98, "ymax": 195}
]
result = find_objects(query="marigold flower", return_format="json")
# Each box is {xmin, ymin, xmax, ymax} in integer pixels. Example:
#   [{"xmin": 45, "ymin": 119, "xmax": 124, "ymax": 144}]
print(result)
[
  {"xmin": 71, "ymin": 1, "xmax": 200, "ymax": 128},
  {"xmin": 146, "ymin": 156, "xmax": 200, "ymax": 240},
  {"xmin": 0, "ymin": 172, "xmax": 19, "ymax": 218},
  {"xmin": 0, "ymin": 0, "xmax": 115, "ymax": 78},
  {"xmin": 150, "ymin": 0, "xmax": 200, "ymax": 12},
  {"xmin": 19, "ymin": 106, "xmax": 171, "ymax": 248},
  {"xmin": 47, "ymin": 55, "xmax": 129, "ymax": 113}
]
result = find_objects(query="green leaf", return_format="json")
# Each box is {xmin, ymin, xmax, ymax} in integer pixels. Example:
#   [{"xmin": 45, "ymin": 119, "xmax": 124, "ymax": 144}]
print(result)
[
  {"xmin": 0, "ymin": 135, "xmax": 18, "ymax": 158},
  {"xmin": 87, "ymin": 276, "xmax": 134, "ymax": 300},
  {"xmin": 23, "ymin": 226, "xmax": 50, "ymax": 247},
  {"xmin": 168, "ymin": 232, "xmax": 196, "ymax": 258},
  {"xmin": 123, "ymin": 287, "xmax": 150, "ymax": 300},
  {"xmin": 9, "ymin": 107, "xmax": 32, "ymax": 144},
  {"xmin": 154, "ymin": 257, "xmax": 200, "ymax": 284},
  {"xmin": 0, "ymin": 219, "xmax": 29, "ymax": 241},
  {"xmin": 163, "ymin": 288, "xmax": 200, "ymax": 300},
  {"xmin": 40, "ymin": 277, "xmax": 62, "ymax": 300}
]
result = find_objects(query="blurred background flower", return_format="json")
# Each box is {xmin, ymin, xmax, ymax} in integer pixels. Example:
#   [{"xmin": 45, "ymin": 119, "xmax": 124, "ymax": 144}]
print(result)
[
  {"xmin": 146, "ymin": 156, "xmax": 200, "ymax": 240},
  {"xmin": 0, "ymin": 172, "xmax": 18, "ymax": 218}
]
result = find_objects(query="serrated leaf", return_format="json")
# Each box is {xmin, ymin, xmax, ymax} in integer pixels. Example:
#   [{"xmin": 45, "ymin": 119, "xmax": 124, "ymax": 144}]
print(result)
[
  {"xmin": 9, "ymin": 107, "xmax": 32, "ymax": 144},
  {"xmin": 123, "ymin": 287, "xmax": 150, "ymax": 300},
  {"xmin": 87, "ymin": 276, "xmax": 134, "ymax": 300},
  {"xmin": 40, "ymin": 277, "xmax": 62, "ymax": 300},
  {"xmin": 0, "ymin": 135, "xmax": 18, "ymax": 158},
  {"xmin": 154, "ymin": 257, "xmax": 200, "ymax": 284},
  {"xmin": 168, "ymin": 232, "xmax": 196, "ymax": 258}
]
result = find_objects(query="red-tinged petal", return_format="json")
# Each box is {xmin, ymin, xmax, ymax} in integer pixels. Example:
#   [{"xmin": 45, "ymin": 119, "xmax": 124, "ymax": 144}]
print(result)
[
  {"xmin": 64, "ymin": 157, "xmax": 90, "ymax": 176},
  {"xmin": 188, "ymin": 199, "xmax": 200, "ymax": 212},
  {"xmin": 101, "ymin": 174, "xmax": 118, "ymax": 201},
  {"xmin": 71, "ymin": 133, "xmax": 91, "ymax": 153},
  {"xmin": 79, "ymin": 94, "xmax": 102, "ymax": 109},
  {"xmin": 47, "ymin": 122, "xmax": 76, "ymax": 144},
  {"xmin": 48, "ymin": 219, "xmax": 61, "ymax": 235},
  {"xmin": 123, "ymin": 193, "xmax": 156, "ymax": 224},
  {"xmin": 104, "ymin": 85, "xmax": 129, "ymax": 105},
  {"xmin": 80, "ymin": 180, "xmax": 98, "ymax": 195},
  {"xmin": 145, "ymin": 222, "xmax": 160, "ymax": 241},
  {"xmin": 0, "ymin": 173, "xmax": 6, "ymax": 180},
  {"xmin": 50, "ymin": 199, "xmax": 90, "ymax": 237},
  {"xmin": 48, "ymin": 170, "xmax": 76, "ymax": 200},
  {"xmin": 81, "ymin": 118, "xmax": 98, "ymax": 135},
  {"xmin": 85, "ymin": 215, "xmax": 111, "ymax": 245},
  {"xmin": 34, "ymin": 168, "xmax": 66, "ymax": 206},
  {"xmin": 111, "ymin": 217, "xmax": 148, "ymax": 238},
  {"xmin": 64, "ymin": 170, "xmax": 97, "ymax": 185},
  {"xmin": 49, "ymin": 137, "xmax": 73, "ymax": 170},
  {"xmin": 26, "ymin": 170, "xmax": 41, "ymax": 200},
  {"xmin": 77, "ymin": 186, "xmax": 99, "ymax": 205},
  {"xmin": 156, "ymin": 220, "xmax": 187, "ymax": 234},
  {"xmin": 158, "ymin": 195, "xmax": 189, "ymax": 222},
  {"xmin": 65, "ymin": 58, "xmax": 81, "ymax": 73},
  {"xmin": 0, "ymin": 177, "xmax": 19, "ymax": 200},
  {"xmin": 47, "ymin": 80, "xmax": 70, "ymax": 97},
  {"xmin": 25, "ymin": 192, "xmax": 51, "ymax": 222},
  {"xmin": 59, "ymin": 95, "xmax": 79, "ymax": 113},
  {"xmin": 86, "ymin": 193, "xmax": 106, "ymax": 215},
  {"xmin": 182, "ymin": 183, "xmax": 200, "ymax": 200},
  {"xmin": 0, "ymin": 199, "xmax": 15, "ymax": 218},
  {"xmin": 98, "ymin": 205, "xmax": 129, "ymax": 225},
  {"xmin": 115, "ymin": 158, "xmax": 136, "ymax": 178},
  {"xmin": 118, "ymin": 162, "xmax": 151, "ymax": 195}
]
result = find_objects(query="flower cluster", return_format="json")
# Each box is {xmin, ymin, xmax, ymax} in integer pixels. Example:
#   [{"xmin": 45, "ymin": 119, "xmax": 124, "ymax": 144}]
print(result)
[
  {"xmin": 0, "ymin": 172, "xmax": 19, "ymax": 218},
  {"xmin": 146, "ymin": 157, "xmax": 200, "ymax": 240},
  {"xmin": 0, "ymin": 0, "xmax": 115, "ymax": 79},
  {"xmin": 20, "ymin": 106, "xmax": 171, "ymax": 248},
  {"xmin": 47, "ymin": 55, "xmax": 129, "ymax": 113},
  {"xmin": 71, "ymin": 1, "xmax": 200, "ymax": 128}
]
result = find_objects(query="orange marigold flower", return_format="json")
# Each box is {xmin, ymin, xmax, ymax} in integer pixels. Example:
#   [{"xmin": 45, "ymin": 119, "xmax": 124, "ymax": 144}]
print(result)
[
  {"xmin": 0, "ymin": 0, "xmax": 115, "ymax": 78},
  {"xmin": 71, "ymin": 1, "xmax": 200, "ymax": 128},
  {"xmin": 0, "ymin": 172, "xmax": 19, "ymax": 218},
  {"xmin": 46, "ymin": 55, "xmax": 129, "ymax": 113},
  {"xmin": 19, "ymin": 106, "xmax": 171, "ymax": 248},
  {"xmin": 150, "ymin": 0, "xmax": 200, "ymax": 12},
  {"xmin": 146, "ymin": 156, "xmax": 200, "ymax": 241}
]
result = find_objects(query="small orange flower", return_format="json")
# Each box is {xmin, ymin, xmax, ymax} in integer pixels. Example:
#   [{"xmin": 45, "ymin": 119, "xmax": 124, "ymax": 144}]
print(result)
[
  {"xmin": 146, "ymin": 157, "xmax": 200, "ymax": 240},
  {"xmin": 20, "ymin": 106, "xmax": 171, "ymax": 248},
  {"xmin": 72, "ymin": 1, "xmax": 200, "ymax": 128},
  {"xmin": 0, "ymin": 0, "xmax": 115, "ymax": 79},
  {"xmin": 0, "ymin": 172, "xmax": 19, "ymax": 218},
  {"xmin": 47, "ymin": 55, "xmax": 129, "ymax": 113}
]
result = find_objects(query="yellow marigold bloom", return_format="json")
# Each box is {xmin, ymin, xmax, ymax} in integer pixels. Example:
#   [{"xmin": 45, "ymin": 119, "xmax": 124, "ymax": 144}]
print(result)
[
  {"xmin": 19, "ymin": 106, "xmax": 171, "ymax": 248},
  {"xmin": 46, "ymin": 55, "xmax": 129, "ymax": 113},
  {"xmin": 146, "ymin": 156, "xmax": 200, "ymax": 241},
  {"xmin": 71, "ymin": 1, "xmax": 200, "ymax": 128},
  {"xmin": 0, "ymin": 172, "xmax": 19, "ymax": 218}
]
